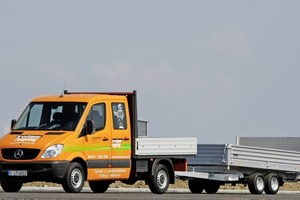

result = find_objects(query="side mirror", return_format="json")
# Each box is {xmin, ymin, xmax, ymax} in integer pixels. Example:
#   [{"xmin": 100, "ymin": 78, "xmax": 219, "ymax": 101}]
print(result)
[
  {"xmin": 86, "ymin": 120, "xmax": 95, "ymax": 135},
  {"xmin": 11, "ymin": 119, "xmax": 16, "ymax": 129}
]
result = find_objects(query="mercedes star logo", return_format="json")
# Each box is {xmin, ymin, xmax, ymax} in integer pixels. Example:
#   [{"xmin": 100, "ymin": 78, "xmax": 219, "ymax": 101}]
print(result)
[{"xmin": 14, "ymin": 149, "xmax": 24, "ymax": 159}]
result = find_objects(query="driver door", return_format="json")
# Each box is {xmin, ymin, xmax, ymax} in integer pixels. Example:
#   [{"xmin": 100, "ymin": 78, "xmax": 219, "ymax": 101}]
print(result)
[{"xmin": 84, "ymin": 103, "xmax": 112, "ymax": 180}]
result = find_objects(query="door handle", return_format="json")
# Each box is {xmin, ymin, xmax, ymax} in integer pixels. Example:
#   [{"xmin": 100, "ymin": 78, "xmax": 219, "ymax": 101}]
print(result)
[
  {"xmin": 102, "ymin": 137, "xmax": 109, "ymax": 141},
  {"xmin": 123, "ymin": 137, "xmax": 129, "ymax": 141}
]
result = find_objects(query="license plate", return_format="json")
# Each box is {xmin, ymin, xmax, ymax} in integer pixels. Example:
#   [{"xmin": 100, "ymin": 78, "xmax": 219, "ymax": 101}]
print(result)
[{"xmin": 8, "ymin": 170, "xmax": 27, "ymax": 176}]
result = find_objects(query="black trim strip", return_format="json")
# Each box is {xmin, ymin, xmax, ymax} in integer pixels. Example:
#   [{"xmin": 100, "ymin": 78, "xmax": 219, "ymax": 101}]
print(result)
[
  {"xmin": 87, "ymin": 160, "xmax": 110, "ymax": 168},
  {"xmin": 87, "ymin": 159, "xmax": 131, "ymax": 168},
  {"xmin": 112, "ymin": 160, "xmax": 131, "ymax": 168},
  {"xmin": 10, "ymin": 132, "xmax": 23, "ymax": 135},
  {"xmin": 45, "ymin": 132, "xmax": 66, "ymax": 135}
]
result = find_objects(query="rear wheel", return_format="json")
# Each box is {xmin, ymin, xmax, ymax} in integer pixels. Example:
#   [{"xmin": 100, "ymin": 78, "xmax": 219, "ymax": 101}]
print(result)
[
  {"xmin": 188, "ymin": 179, "xmax": 204, "ymax": 193},
  {"xmin": 0, "ymin": 180, "xmax": 23, "ymax": 192},
  {"xmin": 248, "ymin": 173, "xmax": 265, "ymax": 194},
  {"xmin": 89, "ymin": 181, "xmax": 110, "ymax": 193},
  {"xmin": 264, "ymin": 173, "xmax": 280, "ymax": 194},
  {"xmin": 148, "ymin": 164, "xmax": 170, "ymax": 194},
  {"xmin": 62, "ymin": 162, "xmax": 85, "ymax": 193}
]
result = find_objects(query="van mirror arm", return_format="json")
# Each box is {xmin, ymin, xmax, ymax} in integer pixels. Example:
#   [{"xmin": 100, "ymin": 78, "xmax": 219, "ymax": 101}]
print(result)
[
  {"xmin": 86, "ymin": 120, "xmax": 95, "ymax": 135},
  {"xmin": 11, "ymin": 119, "xmax": 16, "ymax": 129}
]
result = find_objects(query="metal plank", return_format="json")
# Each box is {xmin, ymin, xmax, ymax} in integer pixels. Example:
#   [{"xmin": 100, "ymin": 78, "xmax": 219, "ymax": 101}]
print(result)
[
  {"xmin": 237, "ymin": 137, "xmax": 300, "ymax": 152},
  {"xmin": 230, "ymin": 144, "xmax": 300, "ymax": 172},
  {"xmin": 187, "ymin": 144, "xmax": 228, "ymax": 166},
  {"xmin": 175, "ymin": 171, "xmax": 241, "ymax": 181},
  {"xmin": 186, "ymin": 143, "xmax": 300, "ymax": 174},
  {"xmin": 135, "ymin": 137, "xmax": 197, "ymax": 156}
]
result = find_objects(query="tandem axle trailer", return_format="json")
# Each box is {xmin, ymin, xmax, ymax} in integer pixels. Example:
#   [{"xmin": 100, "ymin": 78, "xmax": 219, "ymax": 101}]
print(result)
[{"xmin": 176, "ymin": 137, "xmax": 300, "ymax": 195}]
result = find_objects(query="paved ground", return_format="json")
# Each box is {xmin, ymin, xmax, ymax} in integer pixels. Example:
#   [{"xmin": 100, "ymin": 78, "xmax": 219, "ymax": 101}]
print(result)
[{"xmin": 1, "ymin": 187, "xmax": 300, "ymax": 200}]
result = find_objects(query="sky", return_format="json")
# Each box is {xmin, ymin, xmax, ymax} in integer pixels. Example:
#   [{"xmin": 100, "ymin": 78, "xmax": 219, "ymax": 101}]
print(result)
[{"xmin": 1, "ymin": 1, "xmax": 300, "ymax": 144}]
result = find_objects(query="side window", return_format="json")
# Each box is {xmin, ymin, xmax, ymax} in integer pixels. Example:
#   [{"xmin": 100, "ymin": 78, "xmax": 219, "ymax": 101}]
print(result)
[
  {"xmin": 87, "ymin": 103, "xmax": 106, "ymax": 131},
  {"xmin": 112, "ymin": 103, "xmax": 127, "ymax": 130}
]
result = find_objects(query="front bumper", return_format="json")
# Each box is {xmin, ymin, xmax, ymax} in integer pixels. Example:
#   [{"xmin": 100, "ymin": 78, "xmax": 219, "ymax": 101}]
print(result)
[{"xmin": 0, "ymin": 161, "xmax": 69, "ymax": 183}]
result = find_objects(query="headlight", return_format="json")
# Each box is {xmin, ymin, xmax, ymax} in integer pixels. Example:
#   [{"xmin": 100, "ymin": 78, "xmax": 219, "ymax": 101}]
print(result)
[{"xmin": 41, "ymin": 144, "xmax": 64, "ymax": 158}]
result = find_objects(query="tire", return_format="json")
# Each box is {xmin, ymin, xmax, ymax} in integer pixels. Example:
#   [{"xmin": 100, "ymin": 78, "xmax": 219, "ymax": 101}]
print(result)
[
  {"xmin": 264, "ymin": 173, "xmax": 280, "ymax": 194},
  {"xmin": 148, "ymin": 164, "xmax": 170, "ymax": 194},
  {"xmin": 121, "ymin": 179, "xmax": 137, "ymax": 185},
  {"xmin": 89, "ymin": 181, "xmax": 110, "ymax": 193},
  {"xmin": 62, "ymin": 162, "xmax": 85, "ymax": 193},
  {"xmin": 188, "ymin": 179, "xmax": 204, "ymax": 193},
  {"xmin": 204, "ymin": 181, "xmax": 220, "ymax": 194},
  {"xmin": 0, "ymin": 180, "xmax": 23, "ymax": 192},
  {"xmin": 248, "ymin": 173, "xmax": 265, "ymax": 194}
]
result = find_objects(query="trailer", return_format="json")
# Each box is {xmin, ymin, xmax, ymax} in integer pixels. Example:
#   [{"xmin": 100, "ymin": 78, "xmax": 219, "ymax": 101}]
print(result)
[{"xmin": 176, "ymin": 137, "xmax": 300, "ymax": 195}]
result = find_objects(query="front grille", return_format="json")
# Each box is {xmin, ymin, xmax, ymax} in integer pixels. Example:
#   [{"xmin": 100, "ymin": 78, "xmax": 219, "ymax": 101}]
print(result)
[{"xmin": 1, "ymin": 148, "xmax": 40, "ymax": 160}]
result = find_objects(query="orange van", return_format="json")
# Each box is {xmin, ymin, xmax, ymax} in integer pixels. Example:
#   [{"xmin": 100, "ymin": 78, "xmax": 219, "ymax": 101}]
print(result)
[{"xmin": 0, "ymin": 91, "xmax": 197, "ymax": 193}]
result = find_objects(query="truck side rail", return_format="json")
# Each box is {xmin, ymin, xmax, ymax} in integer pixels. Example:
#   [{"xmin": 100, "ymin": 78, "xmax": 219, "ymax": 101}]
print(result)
[{"xmin": 135, "ymin": 137, "xmax": 197, "ymax": 156}]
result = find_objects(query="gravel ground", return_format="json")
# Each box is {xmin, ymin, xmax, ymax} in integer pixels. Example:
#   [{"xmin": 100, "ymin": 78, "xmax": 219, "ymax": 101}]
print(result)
[{"xmin": 24, "ymin": 179, "xmax": 300, "ymax": 191}]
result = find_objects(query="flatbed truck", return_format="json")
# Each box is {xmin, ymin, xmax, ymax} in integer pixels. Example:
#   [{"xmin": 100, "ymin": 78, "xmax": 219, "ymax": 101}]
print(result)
[{"xmin": 0, "ymin": 90, "xmax": 197, "ymax": 193}]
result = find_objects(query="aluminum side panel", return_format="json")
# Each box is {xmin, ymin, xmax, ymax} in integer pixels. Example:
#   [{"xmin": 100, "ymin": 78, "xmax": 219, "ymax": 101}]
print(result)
[
  {"xmin": 188, "ymin": 144, "xmax": 228, "ymax": 165},
  {"xmin": 187, "ymin": 144, "xmax": 229, "ymax": 173},
  {"xmin": 187, "ymin": 144, "xmax": 300, "ymax": 174},
  {"xmin": 135, "ymin": 137, "xmax": 197, "ymax": 156},
  {"xmin": 237, "ymin": 137, "xmax": 300, "ymax": 152},
  {"xmin": 229, "ymin": 145, "xmax": 300, "ymax": 172}
]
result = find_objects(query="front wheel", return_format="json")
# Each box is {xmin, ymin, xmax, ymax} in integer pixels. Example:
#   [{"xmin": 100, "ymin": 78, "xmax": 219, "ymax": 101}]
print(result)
[
  {"xmin": 1, "ymin": 180, "xmax": 23, "ymax": 192},
  {"xmin": 148, "ymin": 164, "xmax": 170, "ymax": 194},
  {"xmin": 62, "ymin": 162, "xmax": 85, "ymax": 193}
]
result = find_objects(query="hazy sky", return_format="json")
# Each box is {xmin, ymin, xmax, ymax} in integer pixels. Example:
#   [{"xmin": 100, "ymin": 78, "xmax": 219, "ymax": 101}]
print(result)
[{"xmin": 1, "ymin": 1, "xmax": 300, "ymax": 143}]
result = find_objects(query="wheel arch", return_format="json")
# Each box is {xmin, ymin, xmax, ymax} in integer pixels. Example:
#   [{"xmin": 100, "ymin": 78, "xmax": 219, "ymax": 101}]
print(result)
[
  {"xmin": 150, "ymin": 158, "xmax": 175, "ymax": 184},
  {"xmin": 70, "ymin": 157, "xmax": 88, "ymax": 181},
  {"xmin": 65, "ymin": 151, "xmax": 88, "ymax": 180}
]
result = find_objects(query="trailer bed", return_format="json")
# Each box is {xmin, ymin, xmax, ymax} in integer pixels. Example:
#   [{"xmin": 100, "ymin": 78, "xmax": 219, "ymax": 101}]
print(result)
[
  {"xmin": 175, "ymin": 137, "xmax": 300, "ymax": 195},
  {"xmin": 188, "ymin": 144, "xmax": 300, "ymax": 173}
]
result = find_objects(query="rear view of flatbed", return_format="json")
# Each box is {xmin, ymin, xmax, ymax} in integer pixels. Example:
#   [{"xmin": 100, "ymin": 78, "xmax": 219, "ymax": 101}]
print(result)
[{"xmin": 176, "ymin": 137, "xmax": 300, "ymax": 195}]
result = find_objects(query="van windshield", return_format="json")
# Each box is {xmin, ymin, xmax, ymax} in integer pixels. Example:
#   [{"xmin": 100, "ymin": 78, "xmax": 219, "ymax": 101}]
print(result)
[{"xmin": 13, "ymin": 102, "xmax": 87, "ymax": 131}]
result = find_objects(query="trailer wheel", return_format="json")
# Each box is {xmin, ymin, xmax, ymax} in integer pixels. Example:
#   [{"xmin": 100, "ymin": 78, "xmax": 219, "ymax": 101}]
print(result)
[
  {"xmin": 148, "ymin": 164, "xmax": 170, "ymax": 194},
  {"xmin": 188, "ymin": 179, "xmax": 204, "ymax": 193},
  {"xmin": 248, "ymin": 173, "xmax": 265, "ymax": 194},
  {"xmin": 264, "ymin": 173, "xmax": 280, "ymax": 194},
  {"xmin": 204, "ymin": 181, "xmax": 220, "ymax": 194},
  {"xmin": 89, "ymin": 181, "xmax": 110, "ymax": 193},
  {"xmin": 62, "ymin": 162, "xmax": 85, "ymax": 193},
  {"xmin": 0, "ymin": 180, "xmax": 23, "ymax": 192}
]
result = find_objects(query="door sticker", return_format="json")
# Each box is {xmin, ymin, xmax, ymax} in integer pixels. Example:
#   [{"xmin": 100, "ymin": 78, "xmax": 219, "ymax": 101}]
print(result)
[
  {"xmin": 113, "ymin": 104, "xmax": 125, "ymax": 129},
  {"xmin": 112, "ymin": 139, "xmax": 122, "ymax": 148}
]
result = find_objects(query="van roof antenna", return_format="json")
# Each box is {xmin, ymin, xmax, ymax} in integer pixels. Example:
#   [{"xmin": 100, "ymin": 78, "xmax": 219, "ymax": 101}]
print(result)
[{"xmin": 59, "ymin": 81, "xmax": 68, "ymax": 98}]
